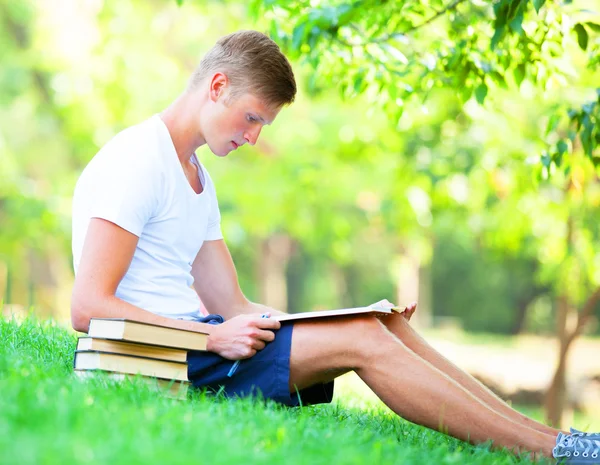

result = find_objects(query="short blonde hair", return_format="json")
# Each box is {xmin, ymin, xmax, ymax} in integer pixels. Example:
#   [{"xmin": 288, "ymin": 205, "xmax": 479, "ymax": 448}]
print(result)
[{"xmin": 189, "ymin": 30, "xmax": 296, "ymax": 108}]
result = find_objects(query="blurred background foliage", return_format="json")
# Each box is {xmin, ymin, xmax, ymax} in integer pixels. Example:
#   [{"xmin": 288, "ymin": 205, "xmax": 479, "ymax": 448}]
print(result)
[{"xmin": 0, "ymin": 0, "xmax": 599, "ymax": 425}]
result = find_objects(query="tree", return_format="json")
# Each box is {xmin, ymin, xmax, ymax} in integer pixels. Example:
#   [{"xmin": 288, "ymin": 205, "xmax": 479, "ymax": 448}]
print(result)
[{"xmin": 248, "ymin": 0, "xmax": 599, "ymax": 163}]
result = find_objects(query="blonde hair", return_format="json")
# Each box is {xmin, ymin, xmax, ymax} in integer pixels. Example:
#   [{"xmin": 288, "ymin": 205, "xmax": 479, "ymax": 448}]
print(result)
[{"xmin": 189, "ymin": 30, "xmax": 296, "ymax": 108}]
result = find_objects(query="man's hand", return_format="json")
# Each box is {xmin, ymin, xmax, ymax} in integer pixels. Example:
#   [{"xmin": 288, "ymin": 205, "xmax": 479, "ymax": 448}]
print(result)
[
  {"xmin": 372, "ymin": 299, "xmax": 418, "ymax": 322},
  {"xmin": 206, "ymin": 313, "xmax": 282, "ymax": 360}
]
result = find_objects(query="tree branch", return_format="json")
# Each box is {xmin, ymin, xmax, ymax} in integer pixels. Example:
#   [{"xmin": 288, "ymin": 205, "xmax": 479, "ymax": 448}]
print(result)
[
  {"xmin": 405, "ymin": 0, "xmax": 470, "ymax": 34},
  {"xmin": 567, "ymin": 286, "xmax": 600, "ymax": 346},
  {"xmin": 1, "ymin": 4, "xmax": 53, "ymax": 105},
  {"xmin": 337, "ymin": 0, "xmax": 470, "ymax": 47}
]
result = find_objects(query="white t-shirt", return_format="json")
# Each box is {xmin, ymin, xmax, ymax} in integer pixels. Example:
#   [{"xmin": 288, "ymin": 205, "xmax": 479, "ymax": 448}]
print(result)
[{"xmin": 72, "ymin": 115, "xmax": 223, "ymax": 320}]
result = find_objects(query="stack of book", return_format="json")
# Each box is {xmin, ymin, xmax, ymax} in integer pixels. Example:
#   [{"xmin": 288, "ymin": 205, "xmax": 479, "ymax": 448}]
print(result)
[{"xmin": 73, "ymin": 318, "xmax": 209, "ymax": 400}]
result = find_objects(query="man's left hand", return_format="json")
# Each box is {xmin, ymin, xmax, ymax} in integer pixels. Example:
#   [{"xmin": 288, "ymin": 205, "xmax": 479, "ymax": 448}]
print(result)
[{"xmin": 372, "ymin": 299, "xmax": 417, "ymax": 322}]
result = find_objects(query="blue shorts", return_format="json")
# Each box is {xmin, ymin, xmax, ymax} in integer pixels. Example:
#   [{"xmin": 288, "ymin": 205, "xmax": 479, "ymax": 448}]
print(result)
[{"xmin": 187, "ymin": 314, "xmax": 334, "ymax": 407}]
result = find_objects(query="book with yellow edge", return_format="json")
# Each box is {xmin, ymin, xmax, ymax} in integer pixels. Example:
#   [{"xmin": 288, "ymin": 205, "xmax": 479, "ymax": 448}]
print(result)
[
  {"xmin": 87, "ymin": 318, "xmax": 208, "ymax": 351},
  {"xmin": 77, "ymin": 337, "xmax": 187, "ymax": 363},
  {"xmin": 74, "ymin": 350, "xmax": 188, "ymax": 382},
  {"xmin": 74, "ymin": 370, "xmax": 190, "ymax": 400}
]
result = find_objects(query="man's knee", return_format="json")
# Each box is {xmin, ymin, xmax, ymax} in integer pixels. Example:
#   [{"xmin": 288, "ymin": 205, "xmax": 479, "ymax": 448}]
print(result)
[
  {"xmin": 336, "ymin": 315, "xmax": 409, "ymax": 364},
  {"xmin": 292, "ymin": 315, "xmax": 396, "ymax": 367},
  {"xmin": 334, "ymin": 314, "xmax": 390, "ymax": 342}
]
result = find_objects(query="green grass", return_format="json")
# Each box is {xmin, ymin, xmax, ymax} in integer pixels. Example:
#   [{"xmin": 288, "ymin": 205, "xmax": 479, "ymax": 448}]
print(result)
[{"xmin": 0, "ymin": 316, "xmax": 553, "ymax": 465}]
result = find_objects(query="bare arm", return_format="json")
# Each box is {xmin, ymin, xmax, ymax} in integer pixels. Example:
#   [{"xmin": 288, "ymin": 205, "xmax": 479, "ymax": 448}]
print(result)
[
  {"xmin": 71, "ymin": 218, "xmax": 215, "ymax": 335},
  {"xmin": 191, "ymin": 239, "xmax": 285, "ymax": 319}
]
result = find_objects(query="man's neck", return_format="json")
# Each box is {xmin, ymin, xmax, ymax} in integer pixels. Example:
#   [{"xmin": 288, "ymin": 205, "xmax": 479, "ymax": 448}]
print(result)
[{"xmin": 160, "ymin": 91, "xmax": 206, "ymax": 164}]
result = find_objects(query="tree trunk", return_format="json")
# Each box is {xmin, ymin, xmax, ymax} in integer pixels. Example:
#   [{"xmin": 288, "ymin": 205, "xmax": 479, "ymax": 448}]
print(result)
[
  {"xmin": 545, "ymin": 295, "xmax": 571, "ymax": 427},
  {"xmin": 545, "ymin": 287, "xmax": 600, "ymax": 426},
  {"xmin": 286, "ymin": 244, "xmax": 307, "ymax": 314},
  {"xmin": 417, "ymin": 263, "xmax": 432, "ymax": 328},
  {"xmin": 340, "ymin": 264, "xmax": 361, "ymax": 309},
  {"xmin": 545, "ymin": 211, "xmax": 574, "ymax": 427},
  {"xmin": 509, "ymin": 297, "xmax": 529, "ymax": 335},
  {"xmin": 509, "ymin": 284, "xmax": 548, "ymax": 335},
  {"xmin": 256, "ymin": 234, "xmax": 294, "ymax": 312}
]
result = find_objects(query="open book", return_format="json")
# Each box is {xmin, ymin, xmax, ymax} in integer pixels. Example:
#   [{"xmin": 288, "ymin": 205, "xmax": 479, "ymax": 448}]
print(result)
[{"xmin": 274, "ymin": 304, "xmax": 406, "ymax": 322}]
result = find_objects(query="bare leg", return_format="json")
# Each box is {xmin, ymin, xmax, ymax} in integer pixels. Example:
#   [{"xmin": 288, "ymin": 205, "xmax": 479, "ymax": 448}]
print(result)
[
  {"xmin": 288, "ymin": 315, "xmax": 555, "ymax": 458},
  {"xmin": 381, "ymin": 313, "xmax": 563, "ymax": 437}
]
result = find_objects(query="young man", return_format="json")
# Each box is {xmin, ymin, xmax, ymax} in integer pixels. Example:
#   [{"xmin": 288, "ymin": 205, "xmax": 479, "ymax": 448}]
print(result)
[{"xmin": 71, "ymin": 30, "xmax": 598, "ymax": 462}]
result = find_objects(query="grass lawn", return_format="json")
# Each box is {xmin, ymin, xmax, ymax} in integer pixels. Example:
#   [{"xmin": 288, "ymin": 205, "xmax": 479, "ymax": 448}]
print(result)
[{"xmin": 0, "ymin": 316, "xmax": 555, "ymax": 465}]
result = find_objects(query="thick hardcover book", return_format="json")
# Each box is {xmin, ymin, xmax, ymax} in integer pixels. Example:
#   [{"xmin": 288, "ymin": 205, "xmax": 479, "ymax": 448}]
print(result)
[
  {"xmin": 77, "ymin": 337, "xmax": 188, "ymax": 363},
  {"xmin": 87, "ymin": 318, "xmax": 208, "ymax": 351},
  {"xmin": 74, "ymin": 370, "xmax": 190, "ymax": 400},
  {"xmin": 74, "ymin": 350, "xmax": 189, "ymax": 382},
  {"xmin": 274, "ymin": 305, "xmax": 406, "ymax": 323}
]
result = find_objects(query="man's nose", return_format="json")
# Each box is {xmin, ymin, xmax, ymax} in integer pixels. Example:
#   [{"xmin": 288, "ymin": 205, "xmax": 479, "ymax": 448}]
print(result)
[{"xmin": 244, "ymin": 126, "xmax": 262, "ymax": 146}]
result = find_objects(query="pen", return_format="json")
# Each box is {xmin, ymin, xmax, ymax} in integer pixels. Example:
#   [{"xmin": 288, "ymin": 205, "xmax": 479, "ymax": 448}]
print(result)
[{"xmin": 227, "ymin": 313, "xmax": 270, "ymax": 377}]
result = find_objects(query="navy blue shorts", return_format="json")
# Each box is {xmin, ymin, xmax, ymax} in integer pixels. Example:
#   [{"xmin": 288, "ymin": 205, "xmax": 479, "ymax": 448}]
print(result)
[{"xmin": 187, "ymin": 314, "xmax": 334, "ymax": 407}]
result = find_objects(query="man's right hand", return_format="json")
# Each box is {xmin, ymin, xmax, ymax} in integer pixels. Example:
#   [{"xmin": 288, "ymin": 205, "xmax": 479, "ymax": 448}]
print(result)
[{"xmin": 206, "ymin": 313, "xmax": 282, "ymax": 360}]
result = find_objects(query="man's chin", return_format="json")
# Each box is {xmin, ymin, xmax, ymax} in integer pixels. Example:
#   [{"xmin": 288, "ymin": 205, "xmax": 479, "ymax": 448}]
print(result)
[{"xmin": 207, "ymin": 145, "xmax": 230, "ymax": 157}]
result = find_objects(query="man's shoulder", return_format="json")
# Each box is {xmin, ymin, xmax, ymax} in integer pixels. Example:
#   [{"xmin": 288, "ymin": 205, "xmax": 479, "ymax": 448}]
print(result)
[
  {"xmin": 85, "ymin": 117, "xmax": 165, "ymax": 176},
  {"xmin": 77, "ymin": 116, "xmax": 165, "ymax": 191},
  {"xmin": 102, "ymin": 116, "xmax": 161, "ymax": 155}
]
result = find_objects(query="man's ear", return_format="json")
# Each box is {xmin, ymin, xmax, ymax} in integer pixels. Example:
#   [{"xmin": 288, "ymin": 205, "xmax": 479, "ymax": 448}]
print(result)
[{"xmin": 209, "ymin": 72, "xmax": 229, "ymax": 103}]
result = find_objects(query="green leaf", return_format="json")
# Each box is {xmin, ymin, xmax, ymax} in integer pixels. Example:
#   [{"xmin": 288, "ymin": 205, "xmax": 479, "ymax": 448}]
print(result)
[
  {"xmin": 491, "ymin": 71, "xmax": 507, "ymax": 89},
  {"xmin": 533, "ymin": 0, "xmax": 546, "ymax": 13},
  {"xmin": 574, "ymin": 23, "xmax": 589, "ymax": 50},
  {"xmin": 335, "ymin": 4, "xmax": 354, "ymax": 25},
  {"xmin": 175, "ymin": 0, "xmax": 183, "ymax": 5},
  {"xmin": 546, "ymin": 114, "xmax": 561, "ymax": 135},
  {"xmin": 509, "ymin": 10, "xmax": 524, "ymax": 34},
  {"xmin": 459, "ymin": 85, "xmax": 473, "ymax": 104},
  {"xmin": 475, "ymin": 82, "xmax": 488, "ymax": 104},
  {"xmin": 353, "ymin": 70, "xmax": 367, "ymax": 94},
  {"xmin": 582, "ymin": 102, "xmax": 595, "ymax": 114},
  {"xmin": 291, "ymin": 22, "xmax": 307, "ymax": 51},
  {"xmin": 557, "ymin": 139, "xmax": 568, "ymax": 156},
  {"xmin": 581, "ymin": 115, "xmax": 594, "ymax": 157},
  {"xmin": 513, "ymin": 63, "xmax": 525, "ymax": 87},
  {"xmin": 269, "ymin": 19, "xmax": 280, "ymax": 41},
  {"xmin": 586, "ymin": 22, "xmax": 600, "ymax": 33},
  {"xmin": 506, "ymin": 0, "xmax": 521, "ymax": 21},
  {"xmin": 491, "ymin": 27, "xmax": 505, "ymax": 49},
  {"xmin": 553, "ymin": 152, "xmax": 563, "ymax": 167},
  {"xmin": 541, "ymin": 152, "xmax": 551, "ymax": 168},
  {"xmin": 552, "ymin": 140, "xmax": 568, "ymax": 167}
]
